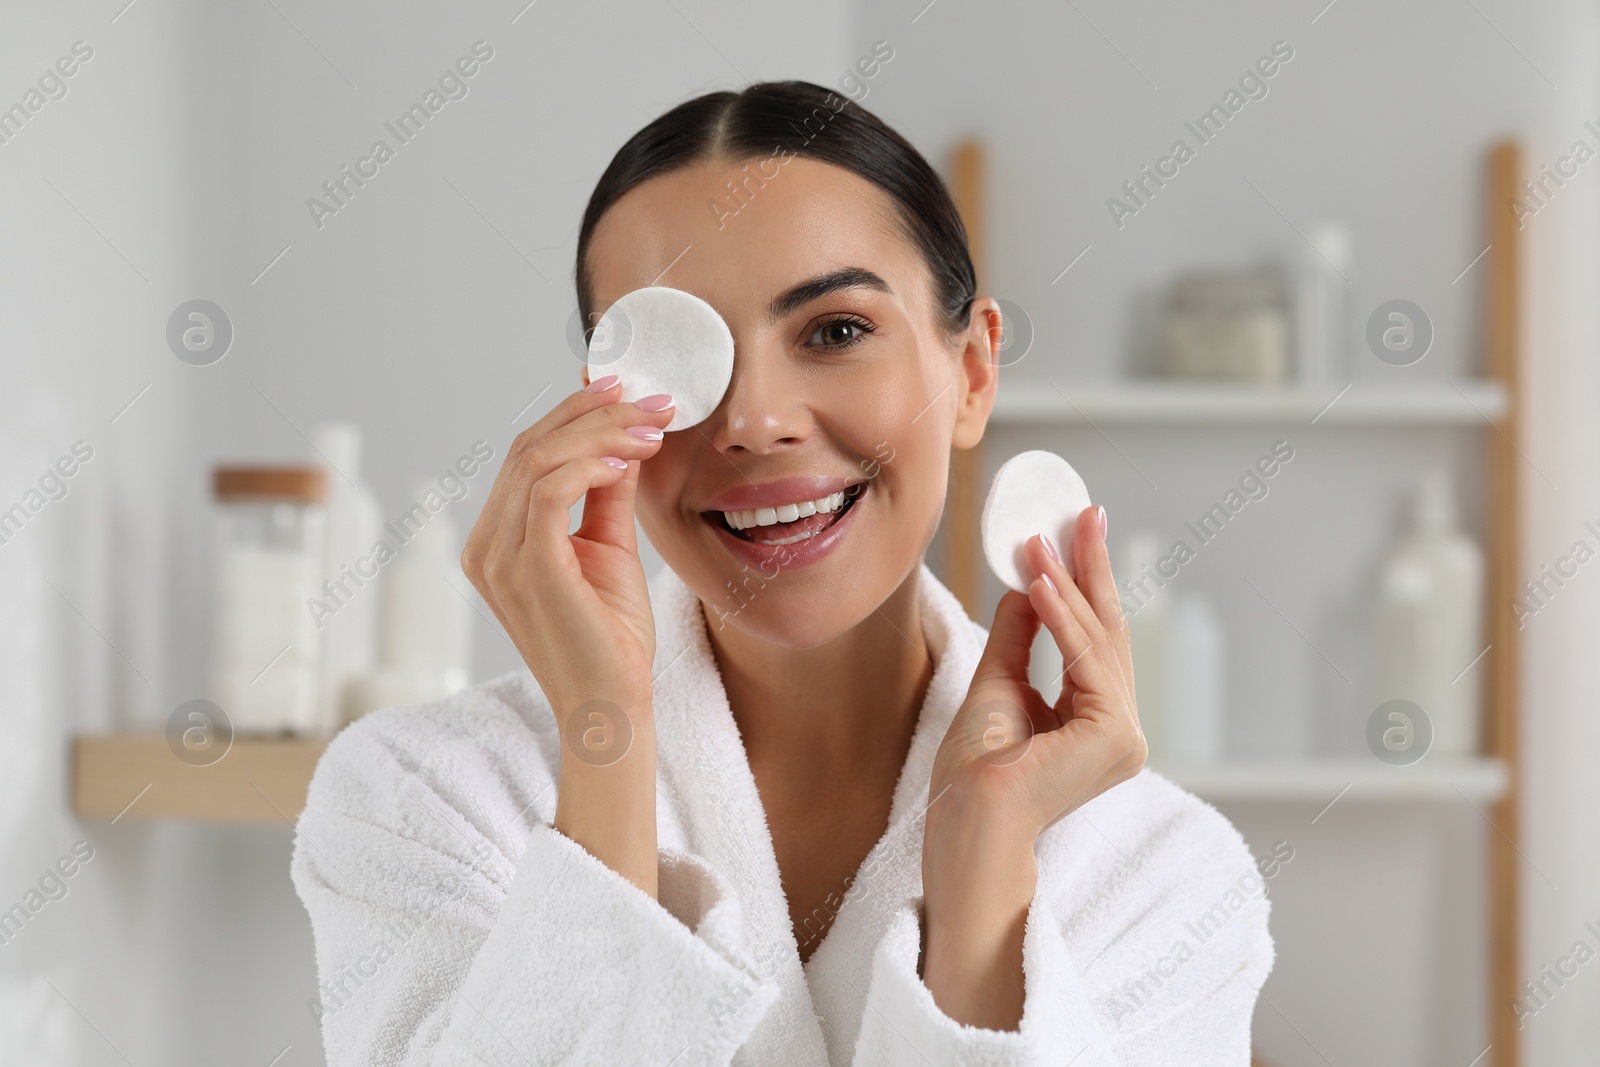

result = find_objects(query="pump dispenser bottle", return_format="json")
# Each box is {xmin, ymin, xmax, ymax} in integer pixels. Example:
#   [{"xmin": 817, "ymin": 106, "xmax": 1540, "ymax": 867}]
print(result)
[{"xmin": 1376, "ymin": 471, "xmax": 1485, "ymax": 756}]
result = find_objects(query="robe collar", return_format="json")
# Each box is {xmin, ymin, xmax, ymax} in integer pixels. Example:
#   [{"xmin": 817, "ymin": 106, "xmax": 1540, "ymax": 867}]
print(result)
[{"xmin": 647, "ymin": 561, "xmax": 983, "ymax": 1060}]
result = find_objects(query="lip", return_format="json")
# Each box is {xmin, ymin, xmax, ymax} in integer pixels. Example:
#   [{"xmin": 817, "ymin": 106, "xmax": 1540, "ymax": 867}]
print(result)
[
  {"xmin": 698, "ymin": 475, "xmax": 862, "ymax": 513},
  {"xmin": 704, "ymin": 486, "xmax": 864, "ymax": 573}
]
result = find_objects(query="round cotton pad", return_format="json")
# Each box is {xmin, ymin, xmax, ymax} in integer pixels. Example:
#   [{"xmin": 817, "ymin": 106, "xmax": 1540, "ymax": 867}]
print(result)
[
  {"xmin": 586, "ymin": 286, "xmax": 735, "ymax": 433},
  {"xmin": 981, "ymin": 450, "xmax": 1093, "ymax": 593}
]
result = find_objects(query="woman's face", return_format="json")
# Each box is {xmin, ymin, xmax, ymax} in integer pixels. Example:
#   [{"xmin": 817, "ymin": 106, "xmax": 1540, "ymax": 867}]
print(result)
[{"xmin": 585, "ymin": 155, "xmax": 996, "ymax": 649}]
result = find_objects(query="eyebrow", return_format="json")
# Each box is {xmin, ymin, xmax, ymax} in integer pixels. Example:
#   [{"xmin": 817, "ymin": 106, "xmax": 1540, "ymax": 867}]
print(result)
[{"xmin": 765, "ymin": 267, "xmax": 894, "ymax": 323}]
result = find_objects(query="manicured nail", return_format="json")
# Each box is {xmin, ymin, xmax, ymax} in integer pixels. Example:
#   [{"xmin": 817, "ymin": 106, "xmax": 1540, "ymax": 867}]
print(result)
[
  {"xmin": 637, "ymin": 393, "xmax": 674, "ymax": 411},
  {"xmin": 587, "ymin": 374, "xmax": 620, "ymax": 393},
  {"xmin": 601, "ymin": 456, "xmax": 628, "ymax": 470},
  {"xmin": 1040, "ymin": 532, "xmax": 1059, "ymax": 563},
  {"xmin": 1039, "ymin": 571, "xmax": 1058, "ymax": 595},
  {"xmin": 1097, "ymin": 506, "xmax": 1107, "ymax": 542},
  {"xmin": 627, "ymin": 425, "xmax": 664, "ymax": 441}
]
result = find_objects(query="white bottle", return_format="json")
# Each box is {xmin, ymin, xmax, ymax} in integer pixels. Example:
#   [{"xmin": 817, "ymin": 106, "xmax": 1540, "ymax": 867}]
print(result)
[
  {"xmin": 345, "ymin": 482, "xmax": 472, "ymax": 721},
  {"xmin": 310, "ymin": 424, "xmax": 383, "ymax": 732},
  {"xmin": 1293, "ymin": 220, "xmax": 1352, "ymax": 385},
  {"xmin": 1165, "ymin": 594, "xmax": 1225, "ymax": 764},
  {"xmin": 1119, "ymin": 532, "xmax": 1169, "ymax": 765},
  {"xmin": 1376, "ymin": 472, "xmax": 1485, "ymax": 757}
]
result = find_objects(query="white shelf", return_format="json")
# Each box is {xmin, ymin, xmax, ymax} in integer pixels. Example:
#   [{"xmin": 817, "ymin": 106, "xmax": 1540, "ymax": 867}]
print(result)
[
  {"xmin": 990, "ymin": 380, "xmax": 1509, "ymax": 425},
  {"xmin": 1150, "ymin": 757, "xmax": 1509, "ymax": 803}
]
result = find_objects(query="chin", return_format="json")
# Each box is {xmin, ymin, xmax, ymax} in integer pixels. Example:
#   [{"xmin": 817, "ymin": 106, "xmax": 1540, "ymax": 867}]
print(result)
[{"xmin": 700, "ymin": 586, "xmax": 879, "ymax": 649}]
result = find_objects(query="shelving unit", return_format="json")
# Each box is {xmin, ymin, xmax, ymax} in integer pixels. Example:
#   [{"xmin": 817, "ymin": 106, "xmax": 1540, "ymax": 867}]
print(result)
[
  {"xmin": 1153, "ymin": 757, "xmax": 1508, "ymax": 804},
  {"xmin": 990, "ymin": 379, "xmax": 1508, "ymax": 425},
  {"xmin": 939, "ymin": 140, "xmax": 1526, "ymax": 1065},
  {"xmin": 72, "ymin": 734, "xmax": 330, "ymax": 824}
]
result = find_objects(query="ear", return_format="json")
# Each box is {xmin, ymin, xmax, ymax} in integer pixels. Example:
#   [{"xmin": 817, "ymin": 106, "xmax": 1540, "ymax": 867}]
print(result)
[{"xmin": 951, "ymin": 297, "xmax": 1001, "ymax": 450}]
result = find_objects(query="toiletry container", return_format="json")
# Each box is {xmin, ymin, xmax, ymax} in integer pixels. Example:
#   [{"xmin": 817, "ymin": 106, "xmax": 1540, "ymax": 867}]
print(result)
[
  {"xmin": 1377, "ymin": 471, "xmax": 1485, "ymax": 756},
  {"xmin": 1165, "ymin": 593, "xmax": 1225, "ymax": 764},
  {"xmin": 1293, "ymin": 221, "xmax": 1352, "ymax": 385},
  {"xmin": 1119, "ymin": 532, "xmax": 1169, "ymax": 763},
  {"xmin": 345, "ymin": 481, "xmax": 472, "ymax": 721},
  {"xmin": 210, "ymin": 467, "xmax": 327, "ymax": 734},
  {"xmin": 1161, "ymin": 268, "xmax": 1291, "ymax": 382},
  {"xmin": 310, "ymin": 423, "xmax": 383, "ymax": 731}
]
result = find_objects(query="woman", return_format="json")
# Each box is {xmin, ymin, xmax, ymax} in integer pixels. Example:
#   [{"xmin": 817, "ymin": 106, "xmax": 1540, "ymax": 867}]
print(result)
[{"xmin": 292, "ymin": 80, "xmax": 1274, "ymax": 1065}]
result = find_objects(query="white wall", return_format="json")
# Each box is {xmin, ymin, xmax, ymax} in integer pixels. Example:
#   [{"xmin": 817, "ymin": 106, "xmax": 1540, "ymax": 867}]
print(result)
[{"xmin": 1513, "ymin": 5, "xmax": 1600, "ymax": 1062}]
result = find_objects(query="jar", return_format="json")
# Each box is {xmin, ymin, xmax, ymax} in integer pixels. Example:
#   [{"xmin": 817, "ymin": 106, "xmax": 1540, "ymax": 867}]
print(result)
[
  {"xmin": 210, "ymin": 467, "xmax": 328, "ymax": 735},
  {"xmin": 1160, "ymin": 268, "xmax": 1290, "ymax": 382}
]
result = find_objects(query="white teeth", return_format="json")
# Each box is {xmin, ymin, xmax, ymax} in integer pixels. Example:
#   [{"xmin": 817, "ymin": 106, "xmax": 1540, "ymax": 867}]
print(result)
[
  {"xmin": 764, "ymin": 526, "xmax": 821, "ymax": 546},
  {"xmin": 721, "ymin": 490, "xmax": 855, "ymax": 531}
]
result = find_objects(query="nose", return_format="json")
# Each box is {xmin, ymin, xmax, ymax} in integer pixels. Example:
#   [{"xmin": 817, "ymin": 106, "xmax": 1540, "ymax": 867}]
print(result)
[{"xmin": 706, "ymin": 341, "xmax": 812, "ymax": 457}]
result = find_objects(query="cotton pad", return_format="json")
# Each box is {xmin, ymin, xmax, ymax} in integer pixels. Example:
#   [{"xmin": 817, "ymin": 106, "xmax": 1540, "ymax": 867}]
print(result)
[
  {"xmin": 586, "ymin": 286, "xmax": 735, "ymax": 433},
  {"xmin": 982, "ymin": 450, "xmax": 1093, "ymax": 593}
]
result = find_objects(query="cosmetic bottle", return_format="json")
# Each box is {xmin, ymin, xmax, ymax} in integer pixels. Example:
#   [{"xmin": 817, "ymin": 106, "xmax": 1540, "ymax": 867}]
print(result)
[
  {"xmin": 210, "ymin": 467, "xmax": 327, "ymax": 734},
  {"xmin": 1165, "ymin": 593, "xmax": 1225, "ymax": 764},
  {"xmin": 1376, "ymin": 471, "xmax": 1485, "ymax": 756},
  {"xmin": 310, "ymin": 423, "xmax": 384, "ymax": 731},
  {"xmin": 345, "ymin": 482, "xmax": 471, "ymax": 721},
  {"xmin": 1119, "ymin": 532, "xmax": 1169, "ymax": 764},
  {"xmin": 1293, "ymin": 220, "xmax": 1353, "ymax": 385}
]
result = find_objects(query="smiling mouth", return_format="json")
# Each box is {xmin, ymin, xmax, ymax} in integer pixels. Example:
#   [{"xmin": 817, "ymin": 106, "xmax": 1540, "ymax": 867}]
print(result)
[{"xmin": 705, "ymin": 482, "xmax": 866, "ymax": 546}]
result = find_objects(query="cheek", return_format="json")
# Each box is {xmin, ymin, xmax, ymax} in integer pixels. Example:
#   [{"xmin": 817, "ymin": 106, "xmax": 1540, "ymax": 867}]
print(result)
[
  {"xmin": 635, "ymin": 439, "xmax": 694, "ymax": 532},
  {"xmin": 841, "ymin": 358, "xmax": 956, "ymax": 491}
]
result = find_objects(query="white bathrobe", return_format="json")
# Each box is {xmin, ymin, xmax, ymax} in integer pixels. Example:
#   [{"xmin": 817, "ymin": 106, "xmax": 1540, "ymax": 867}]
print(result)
[{"xmin": 290, "ymin": 563, "xmax": 1274, "ymax": 1066}]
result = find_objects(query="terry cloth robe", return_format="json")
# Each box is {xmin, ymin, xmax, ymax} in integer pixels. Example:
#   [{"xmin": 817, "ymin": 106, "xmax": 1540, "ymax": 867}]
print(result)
[{"xmin": 290, "ymin": 562, "xmax": 1275, "ymax": 1066}]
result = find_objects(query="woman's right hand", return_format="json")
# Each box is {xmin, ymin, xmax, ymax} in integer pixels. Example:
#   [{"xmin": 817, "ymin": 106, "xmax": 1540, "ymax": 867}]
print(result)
[
  {"xmin": 460, "ymin": 375, "xmax": 674, "ymax": 744},
  {"xmin": 462, "ymin": 376, "xmax": 674, "ymax": 895}
]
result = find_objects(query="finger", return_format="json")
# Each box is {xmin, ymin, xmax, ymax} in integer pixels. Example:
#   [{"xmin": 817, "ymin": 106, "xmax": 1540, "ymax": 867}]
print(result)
[
  {"xmin": 1028, "ymin": 534, "xmax": 1133, "ymax": 704},
  {"xmin": 1026, "ymin": 570, "xmax": 1124, "ymax": 714},
  {"xmin": 524, "ymin": 455, "xmax": 636, "ymax": 565},
  {"xmin": 465, "ymin": 377, "xmax": 628, "ymax": 579},
  {"xmin": 574, "ymin": 452, "xmax": 644, "ymax": 552},
  {"xmin": 476, "ymin": 383, "xmax": 665, "ymax": 551},
  {"xmin": 1069, "ymin": 505, "xmax": 1132, "ymax": 683},
  {"xmin": 499, "ymin": 396, "xmax": 675, "ymax": 553},
  {"xmin": 972, "ymin": 590, "xmax": 1042, "ymax": 684},
  {"xmin": 571, "ymin": 402, "xmax": 675, "ymax": 550},
  {"xmin": 499, "ymin": 377, "xmax": 626, "ymax": 490},
  {"xmin": 493, "ymin": 419, "xmax": 664, "ymax": 557}
]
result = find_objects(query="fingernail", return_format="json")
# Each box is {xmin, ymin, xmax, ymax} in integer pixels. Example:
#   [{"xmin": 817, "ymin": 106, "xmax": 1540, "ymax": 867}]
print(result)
[
  {"xmin": 587, "ymin": 374, "xmax": 620, "ymax": 393},
  {"xmin": 1040, "ymin": 532, "xmax": 1059, "ymax": 563},
  {"xmin": 637, "ymin": 393, "xmax": 674, "ymax": 411},
  {"xmin": 1039, "ymin": 571, "xmax": 1058, "ymax": 595},
  {"xmin": 601, "ymin": 456, "xmax": 628, "ymax": 470},
  {"xmin": 1097, "ymin": 506, "xmax": 1108, "ymax": 542},
  {"xmin": 627, "ymin": 425, "xmax": 664, "ymax": 441}
]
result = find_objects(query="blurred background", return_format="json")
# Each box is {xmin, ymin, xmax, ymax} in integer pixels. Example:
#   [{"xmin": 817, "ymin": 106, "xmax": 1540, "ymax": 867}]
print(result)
[{"xmin": 3, "ymin": 0, "xmax": 1598, "ymax": 1063}]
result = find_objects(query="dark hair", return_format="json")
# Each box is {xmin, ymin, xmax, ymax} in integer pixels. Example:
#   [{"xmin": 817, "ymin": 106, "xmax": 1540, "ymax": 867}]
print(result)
[{"xmin": 575, "ymin": 80, "xmax": 976, "ymax": 341}]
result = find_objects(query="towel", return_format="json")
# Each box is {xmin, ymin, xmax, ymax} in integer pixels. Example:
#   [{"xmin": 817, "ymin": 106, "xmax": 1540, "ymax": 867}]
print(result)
[{"xmin": 290, "ymin": 561, "xmax": 1274, "ymax": 1065}]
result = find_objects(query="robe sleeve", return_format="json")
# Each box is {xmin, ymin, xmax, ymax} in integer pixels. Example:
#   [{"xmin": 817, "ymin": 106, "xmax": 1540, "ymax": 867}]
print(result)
[
  {"xmin": 290, "ymin": 719, "xmax": 781, "ymax": 1067},
  {"xmin": 848, "ymin": 877, "xmax": 1271, "ymax": 1066}
]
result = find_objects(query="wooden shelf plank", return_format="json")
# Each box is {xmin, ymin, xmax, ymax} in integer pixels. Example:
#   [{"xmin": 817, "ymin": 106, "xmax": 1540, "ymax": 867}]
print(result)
[
  {"xmin": 990, "ymin": 379, "xmax": 1509, "ymax": 425},
  {"xmin": 1484, "ymin": 139, "xmax": 1524, "ymax": 1067},
  {"xmin": 73, "ymin": 734, "xmax": 330, "ymax": 824},
  {"xmin": 1151, "ymin": 757, "xmax": 1508, "ymax": 803}
]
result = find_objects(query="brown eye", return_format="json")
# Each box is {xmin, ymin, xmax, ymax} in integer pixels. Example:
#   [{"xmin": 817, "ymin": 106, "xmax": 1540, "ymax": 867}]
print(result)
[{"xmin": 807, "ymin": 315, "xmax": 875, "ymax": 350}]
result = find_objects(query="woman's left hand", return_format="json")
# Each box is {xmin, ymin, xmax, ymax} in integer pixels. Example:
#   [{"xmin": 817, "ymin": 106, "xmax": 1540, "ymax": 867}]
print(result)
[
  {"xmin": 930, "ymin": 502, "xmax": 1143, "ymax": 839},
  {"xmin": 919, "ymin": 504, "xmax": 1144, "ymax": 1029}
]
